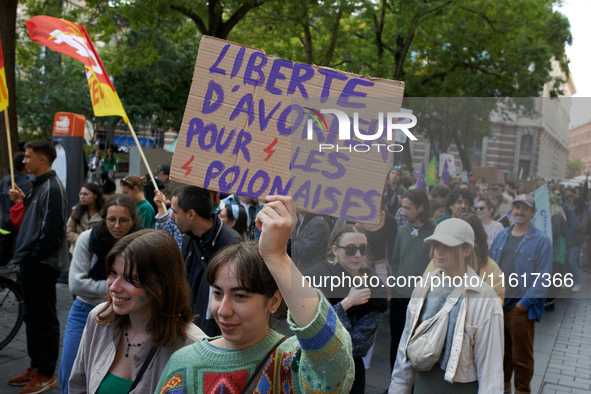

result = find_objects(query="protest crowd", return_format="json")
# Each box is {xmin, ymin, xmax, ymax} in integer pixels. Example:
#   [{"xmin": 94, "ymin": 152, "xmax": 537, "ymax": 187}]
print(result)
[
  {"xmin": 0, "ymin": 13, "xmax": 587, "ymax": 394},
  {"xmin": 2, "ymin": 138, "xmax": 591, "ymax": 394}
]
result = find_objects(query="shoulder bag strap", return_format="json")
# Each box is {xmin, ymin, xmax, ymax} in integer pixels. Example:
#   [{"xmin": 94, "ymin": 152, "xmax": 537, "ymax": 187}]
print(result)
[
  {"xmin": 129, "ymin": 345, "xmax": 158, "ymax": 393},
  {"xmin": 241, "ymin": 336, "xmax": 288, "ymax": 394},
  {"xmin": 440, "ymin": 285, "xmax": 465, "ymax": 314}
]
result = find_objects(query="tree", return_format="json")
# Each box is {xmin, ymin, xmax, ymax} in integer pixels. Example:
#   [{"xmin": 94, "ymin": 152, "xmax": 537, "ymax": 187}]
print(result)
[
  {"xmin": 345, "ymin": 0, "xmax": 572, "ymax": 168},
  {"xmin": 566, "ymin": 158, "xmax": 583, "ymax": 179},
  {"xmin": 16, "ymin": 40, "xmax": 95, "ymax": 138},
  {"xmin": 105, "ymin": 24, "xmax": 200, "ymax": 132},
  {"xmin": 232, "ymin": 0, "xmax": 360, "ymax": 66},
  {"xmin": 86, "ymin": 0, "xmax": 273, "ymax": 40}
]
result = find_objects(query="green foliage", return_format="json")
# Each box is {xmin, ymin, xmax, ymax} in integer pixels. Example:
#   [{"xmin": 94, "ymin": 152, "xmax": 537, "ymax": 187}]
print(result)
[
  {"xmin": 566, "ymin": 158, "xmax": 583, "ymax": 179},
  {"xmin": 105, "ymin": 24, "xmax": 200, "ymax": 131},
  {"xmin": 13, "ymin": 0, "xmax": 572, "ymax": 171},
  {"xmin": 16, "ymin": 43, "xmax": 94, "ymax": 138}
]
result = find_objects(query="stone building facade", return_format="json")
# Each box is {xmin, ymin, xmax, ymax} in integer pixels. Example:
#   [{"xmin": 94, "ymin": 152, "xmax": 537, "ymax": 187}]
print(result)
[{"xmin": 405, "ymin": 59, "xmax": 575, "ymax": 181}]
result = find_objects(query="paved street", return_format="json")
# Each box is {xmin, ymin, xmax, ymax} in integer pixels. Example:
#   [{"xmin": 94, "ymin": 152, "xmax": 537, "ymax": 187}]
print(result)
[{"xmin": 1, "ymin": 276, "xmax": 591, "ymax": 393}]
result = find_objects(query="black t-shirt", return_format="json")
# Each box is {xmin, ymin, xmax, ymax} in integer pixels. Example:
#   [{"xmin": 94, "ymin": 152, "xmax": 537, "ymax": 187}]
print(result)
[{"xmin": 499, "ymin": 232, "xmax": 525, "ymax": 305}]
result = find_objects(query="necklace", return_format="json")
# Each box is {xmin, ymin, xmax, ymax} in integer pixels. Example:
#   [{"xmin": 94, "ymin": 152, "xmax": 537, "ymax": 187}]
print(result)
[{"xmin": 124, "ymin": 326, "xmax": 145, "ymax": 358}]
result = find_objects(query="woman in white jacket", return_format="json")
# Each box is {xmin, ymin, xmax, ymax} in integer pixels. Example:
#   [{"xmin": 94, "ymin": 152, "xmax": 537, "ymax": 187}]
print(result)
[{"xmin": 389, "ymin": 218, "xmax": 504, "ymax": 394}]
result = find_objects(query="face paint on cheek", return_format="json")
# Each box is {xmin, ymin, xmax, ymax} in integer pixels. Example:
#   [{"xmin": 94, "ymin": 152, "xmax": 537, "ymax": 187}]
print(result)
[
  {"xmin": 139, "ymin": 296, "xmax": 145, "ymax": 303},
  {"xmin": 145, "ymin": 291, "xmax": 151, "ymax": 297}
]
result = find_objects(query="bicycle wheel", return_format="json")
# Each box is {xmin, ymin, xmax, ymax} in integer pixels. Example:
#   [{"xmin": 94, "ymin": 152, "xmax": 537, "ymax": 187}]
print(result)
[{"xmin": 0, "ymin": 276, "xmax": 24, "ymax": 350}]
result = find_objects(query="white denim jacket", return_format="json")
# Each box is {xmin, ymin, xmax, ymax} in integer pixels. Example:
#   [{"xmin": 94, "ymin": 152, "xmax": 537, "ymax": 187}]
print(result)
[{"xmin": 389, "ymin": 267, "xmax": 504, "ymax": 393}]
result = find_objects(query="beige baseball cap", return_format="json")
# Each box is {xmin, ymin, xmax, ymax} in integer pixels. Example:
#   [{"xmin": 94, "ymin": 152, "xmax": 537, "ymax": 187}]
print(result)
[{"xmin": 424, "ymin": 218, "xmax": 474, "ymax": 247}]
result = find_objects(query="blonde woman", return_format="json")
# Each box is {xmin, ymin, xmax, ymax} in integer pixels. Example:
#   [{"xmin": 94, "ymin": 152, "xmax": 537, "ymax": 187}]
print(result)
[{"xmin": 390, "ymin": 218, "xmax": 503, "ymax": 393}]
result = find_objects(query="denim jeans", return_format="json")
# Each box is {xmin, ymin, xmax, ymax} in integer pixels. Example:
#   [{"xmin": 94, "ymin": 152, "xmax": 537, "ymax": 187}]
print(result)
[
  {"xmin": 58, "ymin": 298, "xmax": 96, "ymax": 394},
  {"xmin": 568, "ymin": 246, "xmax": 582, "ymax": 284}
]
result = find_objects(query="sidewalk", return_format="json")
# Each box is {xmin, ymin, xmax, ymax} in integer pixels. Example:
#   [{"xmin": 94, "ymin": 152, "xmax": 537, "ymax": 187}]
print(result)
[{"xmin": 0, "ymin": 286, "xmax": 590, "ymax": 393}]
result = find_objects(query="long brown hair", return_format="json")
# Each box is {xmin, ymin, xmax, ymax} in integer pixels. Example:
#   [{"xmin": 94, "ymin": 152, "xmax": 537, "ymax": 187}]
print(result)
[
  {"xmin": 98, "ymin": 230, "xmax": 193, "ymax": 347},
  {"xmin": 459, "ymin": 213, "xmax": 488, "ymax": 273}
]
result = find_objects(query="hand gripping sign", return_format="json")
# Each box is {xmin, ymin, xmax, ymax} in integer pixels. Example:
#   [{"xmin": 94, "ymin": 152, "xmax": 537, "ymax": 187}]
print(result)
[{"xmin": 171, "ymin": 36, "xmax": 413, "ymax": 222}]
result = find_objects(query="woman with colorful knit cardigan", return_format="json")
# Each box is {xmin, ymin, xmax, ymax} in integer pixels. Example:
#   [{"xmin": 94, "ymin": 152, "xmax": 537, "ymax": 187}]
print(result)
[{"xmin": 156, "ymin": 196, "xmax": 355, "ymax": 394}]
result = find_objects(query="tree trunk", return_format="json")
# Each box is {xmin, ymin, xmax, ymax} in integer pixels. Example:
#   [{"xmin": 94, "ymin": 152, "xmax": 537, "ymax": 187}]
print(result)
[
  {"xmin": 452, "ymin": 132, "xmax": 472, "ymax": 174},
  {"xmin": 0, "ymin": 0, "xmax": 19, "ymax": 178}
]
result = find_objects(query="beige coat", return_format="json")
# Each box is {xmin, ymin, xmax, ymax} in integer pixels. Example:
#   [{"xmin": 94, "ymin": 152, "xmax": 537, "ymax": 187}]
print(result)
[
  {"xmin": 424, "ymin": 256, "xmax": 505, "ymax": 303},
  {"xmin": 389, "ymin": 267, "xmax": 504, "ymax": 393},
  {"xmin": 66, "ymin": 210, "xmax": 102, "ymax": 254}
]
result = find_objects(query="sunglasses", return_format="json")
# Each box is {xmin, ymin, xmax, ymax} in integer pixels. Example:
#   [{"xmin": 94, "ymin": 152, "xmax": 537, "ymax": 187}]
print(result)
[
  {"xmin": 476, "ymin": 206, "xmax": 490, "ymax": 211},
  {"xmin": 336, "ymin": 244, "xmax": 371, "ymax": 256}
]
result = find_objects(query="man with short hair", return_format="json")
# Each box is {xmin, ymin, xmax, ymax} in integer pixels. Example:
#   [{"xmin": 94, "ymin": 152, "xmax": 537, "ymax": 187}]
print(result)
[
  {"xmin": 490, "ymin": 194, "xmax": 552, "ymax": 394},
  {"xmin": 389, "ymin": 188, "xmax": 436, "ymax": 370},
  {"xmin": 8, "ymin": 140, "xmax": 68, "ymax": 393},
  {"xmin": 170, "ymin": 185, "xmax": 241, "ymax": 336}
]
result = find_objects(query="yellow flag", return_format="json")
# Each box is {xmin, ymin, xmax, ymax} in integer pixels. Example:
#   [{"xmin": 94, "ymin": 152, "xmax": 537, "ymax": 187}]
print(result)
[{"xmin": 0, "ymin": 35, "xmax": 9, "ymax": 112}]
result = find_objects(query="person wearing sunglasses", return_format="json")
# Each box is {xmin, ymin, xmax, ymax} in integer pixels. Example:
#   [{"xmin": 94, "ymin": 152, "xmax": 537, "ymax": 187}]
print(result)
[
  {"xmin": 475, "ymin": 197, "xmax": 504, "ymax": 249},
  {"xmin": 58, "ymin": 195, "xmax": 142, "ymax": 394},
  {"xmin": 305, "ymin": 224, "xmax": 388, "ymax": 393}
]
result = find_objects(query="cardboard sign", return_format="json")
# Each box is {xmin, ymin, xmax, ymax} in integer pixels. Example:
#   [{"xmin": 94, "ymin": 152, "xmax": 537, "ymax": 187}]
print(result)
[
  {"xmin": 171, "ymin": 37, "xmax": 405, "ymax": 222},
  {"xmin": 472, "ymin": 166, "xmax": 499, "ymax": 185}
]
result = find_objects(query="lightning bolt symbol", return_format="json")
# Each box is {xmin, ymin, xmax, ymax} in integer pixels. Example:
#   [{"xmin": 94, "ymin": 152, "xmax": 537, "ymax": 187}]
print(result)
[
  {"xmin": 263, "ymin": 138, "xmax": 279, "ymax": 161},
  {"xmin": 181, "ymin": 155, "xmax": 195, "ymax": 176}
]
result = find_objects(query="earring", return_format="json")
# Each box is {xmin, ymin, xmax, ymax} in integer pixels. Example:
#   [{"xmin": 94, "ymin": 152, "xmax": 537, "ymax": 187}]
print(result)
[{"xmin": 271, "ymin": 310, "xmax": 276, "ymax": 314}]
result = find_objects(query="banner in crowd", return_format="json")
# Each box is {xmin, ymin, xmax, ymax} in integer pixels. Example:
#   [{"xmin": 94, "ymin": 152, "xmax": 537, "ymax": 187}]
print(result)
[
  {"xmin": 425, "ymin": 156, "xmax": 437, "ymax": 186},
  {"xmin": 439, "ymin": 153, "xmax": 456, "ymax": 177},
  {"xmin": 0, "ymin": 36, "xmax": 8, "ymax": 112},
  {"xmin": 415, "ymin": 158, "xmax": 427, "ymax": 192},
  {"xmin": 171, "ymin": 36, "xmax": 406, "ymax": 222},
  {"xmin": 532, "ymin": 184, "xmax": 552, "ymax": 242},
  {"xmin": 25, "ymin": 16, "xmax": 129, "ymax": 123}
]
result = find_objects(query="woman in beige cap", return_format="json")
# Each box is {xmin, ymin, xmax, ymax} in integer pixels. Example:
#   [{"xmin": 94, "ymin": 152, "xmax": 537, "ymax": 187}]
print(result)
[{"xmin": 390, "ymin": 218, "xmax": 504, "ymax": 393}]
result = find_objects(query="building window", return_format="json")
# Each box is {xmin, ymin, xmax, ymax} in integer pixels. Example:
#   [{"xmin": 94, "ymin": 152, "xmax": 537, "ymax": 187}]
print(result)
[
  {"xmin": 518, "ymin": 160, "xmax": 530, "ymax": 179},
  {"xmin": 520, "ymin": 135, "xmax": 534, "ymax": 154}
]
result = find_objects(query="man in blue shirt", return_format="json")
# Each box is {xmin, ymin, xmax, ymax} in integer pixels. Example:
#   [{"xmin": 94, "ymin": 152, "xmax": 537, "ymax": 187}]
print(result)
[{"xmin": 490, "ymin": 194, "xmax": 553, "ymax": 394}]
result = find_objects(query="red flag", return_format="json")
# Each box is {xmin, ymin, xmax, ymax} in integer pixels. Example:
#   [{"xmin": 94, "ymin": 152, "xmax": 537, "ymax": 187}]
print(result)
[
  {"xmin": 25, "ymin": 15, "xmax": 129, "ymax": 123},
  {"xmin": 0, "ymin": 35, "xmax": 8, "ymax": 112}
]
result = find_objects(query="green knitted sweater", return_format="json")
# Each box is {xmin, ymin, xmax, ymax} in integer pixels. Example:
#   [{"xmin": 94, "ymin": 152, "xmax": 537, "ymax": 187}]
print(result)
[{"xmin": 156, "ymin": 296, "xmax": 354, "ymax": 393}]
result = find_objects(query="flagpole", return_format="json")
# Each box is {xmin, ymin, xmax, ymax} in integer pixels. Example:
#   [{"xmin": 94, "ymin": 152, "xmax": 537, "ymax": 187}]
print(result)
[
  {"xmin": 3, "ymin": 109, "xmax": 15, "ymax": 189},
  {"xmin": 126, "ymin": 122, "xmax": 167, "ymax": 213}
]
